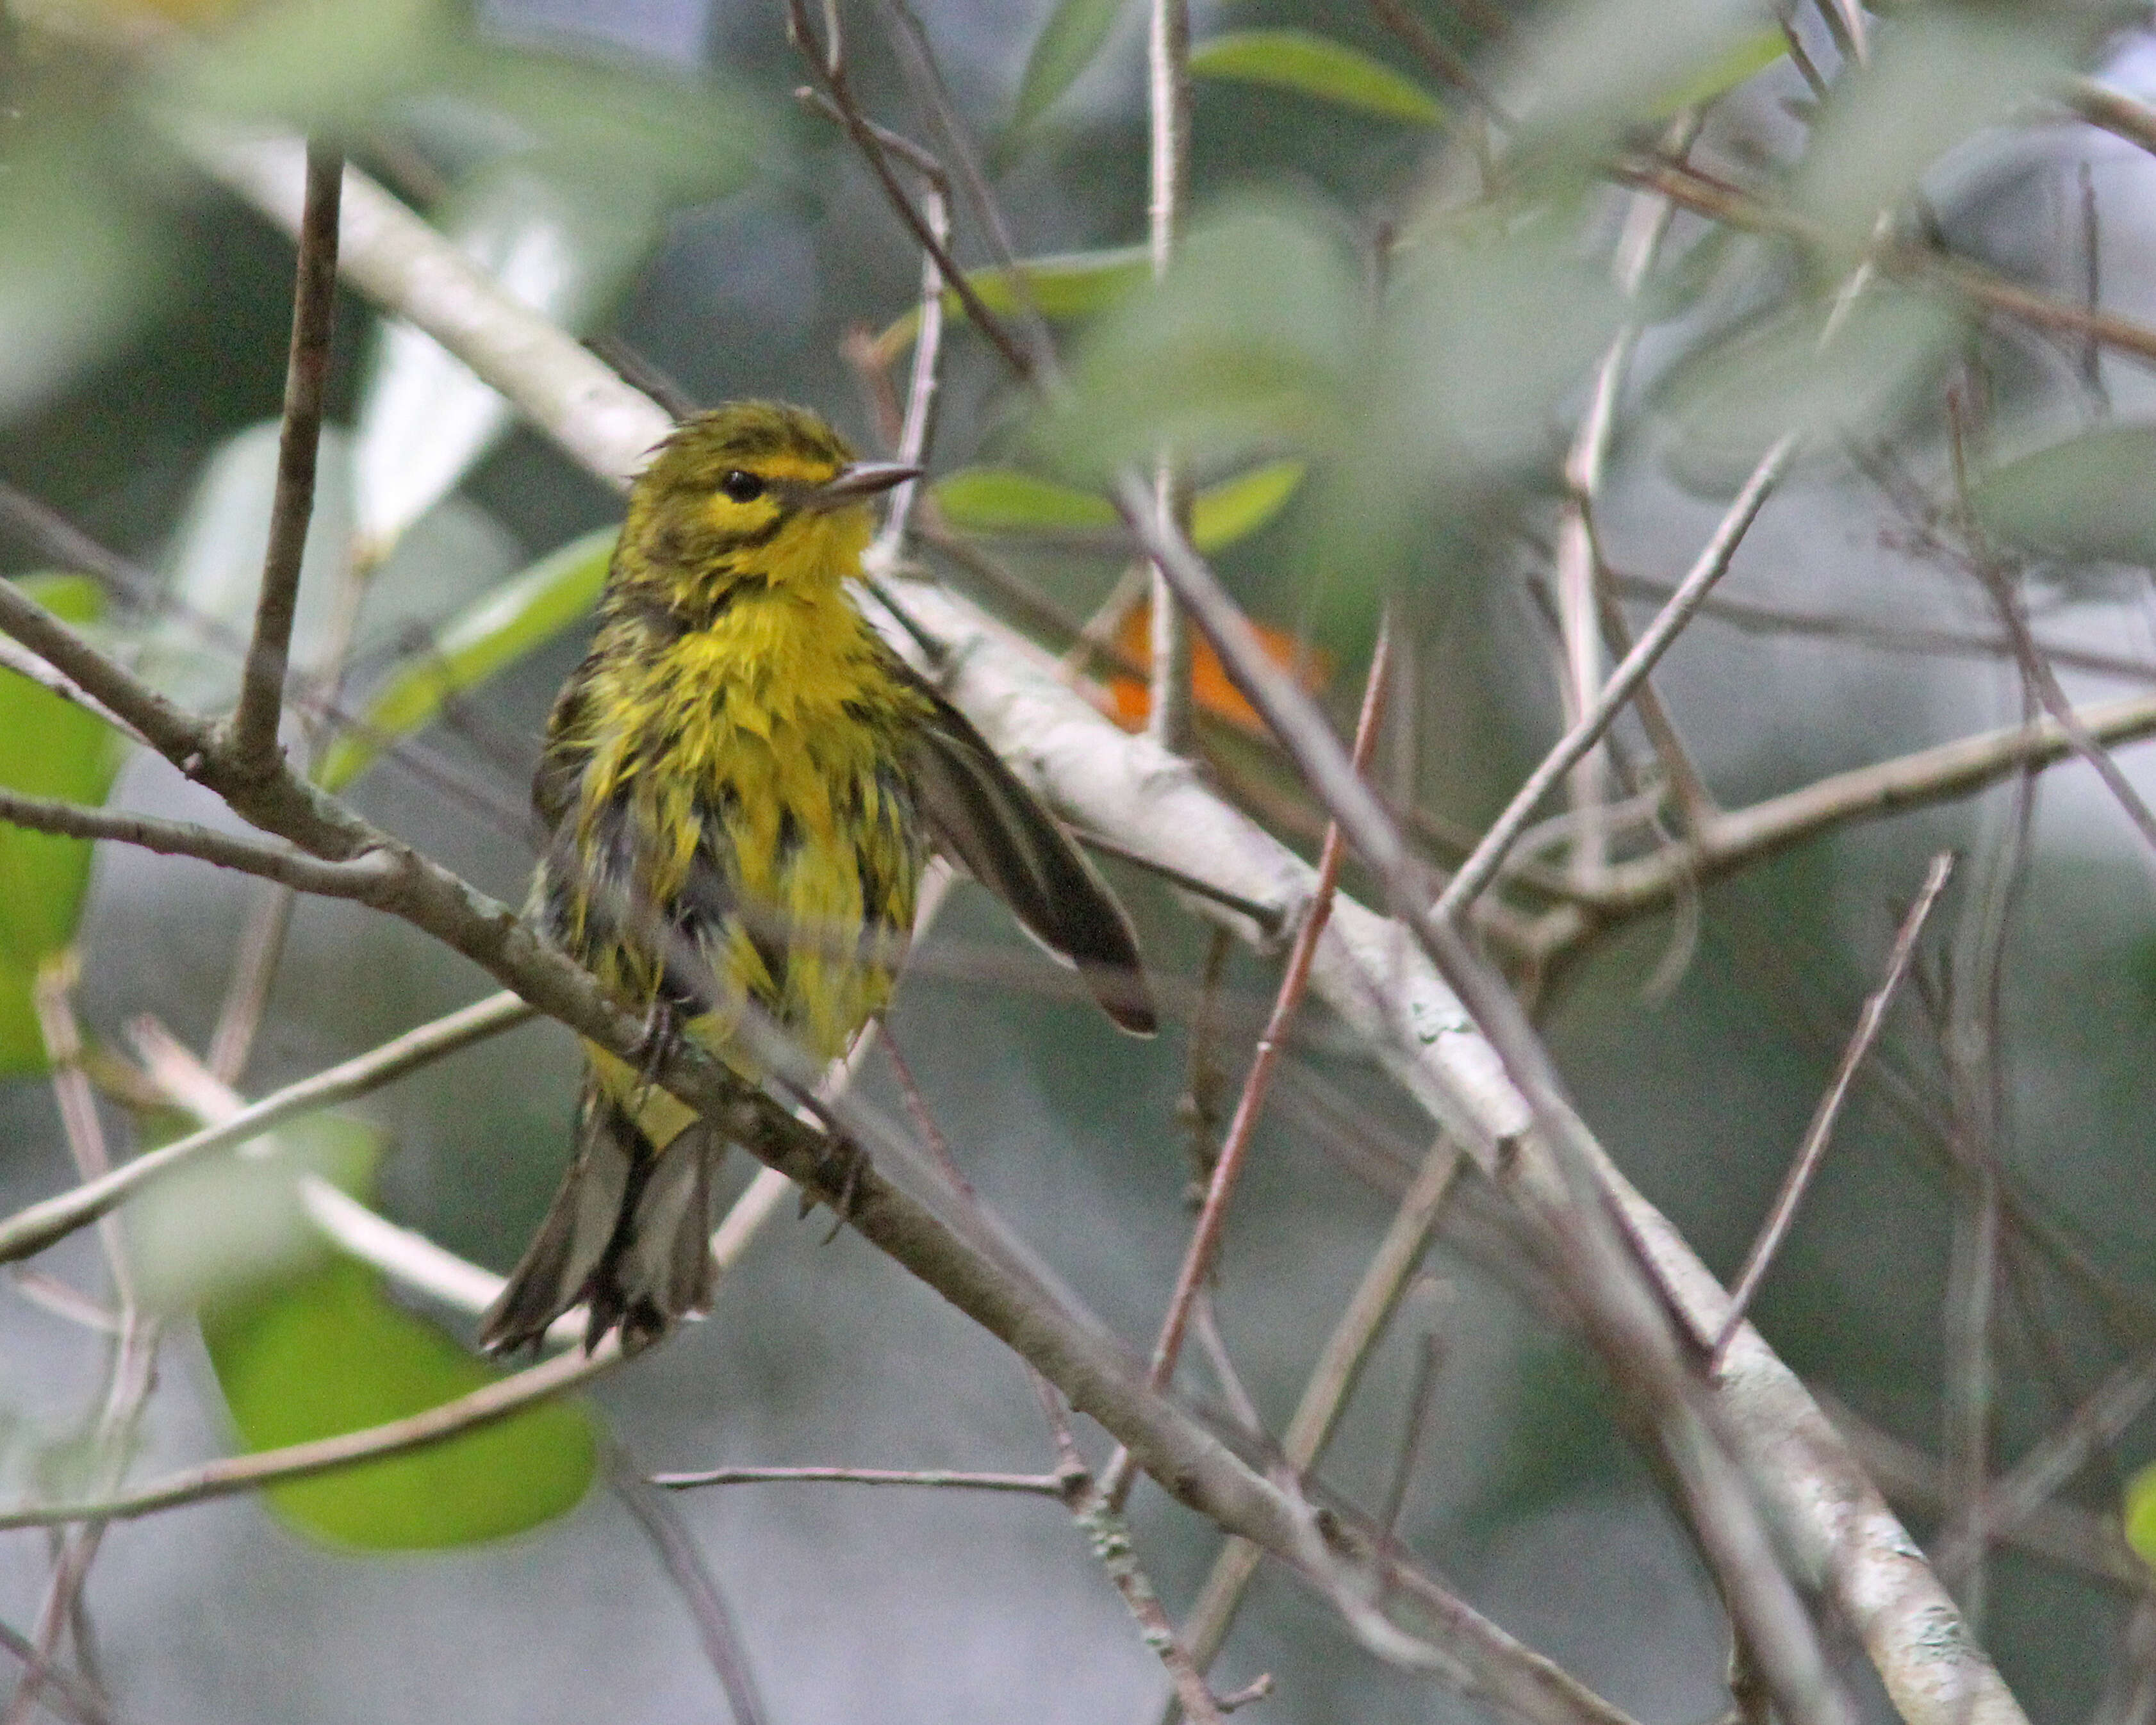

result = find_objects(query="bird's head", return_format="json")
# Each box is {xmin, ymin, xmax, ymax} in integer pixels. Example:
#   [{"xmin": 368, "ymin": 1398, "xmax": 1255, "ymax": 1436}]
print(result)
[{"xmin": 616, "ymin": 402, "xmax": 918, "ymax": 620}]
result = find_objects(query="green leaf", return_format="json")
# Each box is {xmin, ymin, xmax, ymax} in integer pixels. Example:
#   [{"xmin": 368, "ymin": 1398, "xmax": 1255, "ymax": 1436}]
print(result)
[
  {"xmin": 2127, "ymin": 1460, "xmax": 2156, "ymax": 1569},
  {"xmin": 151, "ymin": 1109, "xmax": 596, "ymax": 1549},
  {"xmin": 1646, "ymin": 28, "xmax": 1786, "ymax": 117},
  {"xmin": 1506, "ymin": 0, "xmax": 1795, "ymax": 156},
  {"xmin": 1652, "ymin": 288, "xmax": 1964, "ymax": 497},
  {"xmin": 203, "ymin": 1257, "xmax": 596, "ymax": 1549},
  {"xmin": 932, "ymin": 468, "xmax": 1116, "ymax": 536},
  {"xmin": 1014, "ymin": 0, "xmax": 1133, "ymax": 128},
  {"xmin": 0, "ymin": 575, "xmax": 124, "ymax": 1075},
  {"xmin": 1192, "ymin": 459, "xmax": 1305, "ymax": 550},
  {"xmin": 932, "ymin": 459, "xmax": 1305, "ymax": 550},
  {"xmin": 354, "ymin": 158, "xmax": 666, "ymax": 559},
  {"xmin": 1039, "ymin": 198, "xmax": 1366, "ymax": 479},
  {"xmin": 317, "ymin": 527, "xmax": 617, "ymax": 793},
  {"xmin": 1189, "ymin": 30, "xmax": 1442, "ymax": 126},
  {"xmin": 1794, "ymin": 13, "xmax": 2072, "ymax": 254},
  {"xmin": 1971, "ymin": 426, "xmax": 2156, "ymax": 570},
  {"xmin": 971, "ymin": 247, "xmax": 1152, "ymax": 320}
]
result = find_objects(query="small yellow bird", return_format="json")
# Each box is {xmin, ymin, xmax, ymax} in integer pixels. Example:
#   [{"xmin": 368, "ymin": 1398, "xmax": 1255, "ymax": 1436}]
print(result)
[{"xmin": 482, "ymin": 402, "xmax": 1155, "ymax": 1355}]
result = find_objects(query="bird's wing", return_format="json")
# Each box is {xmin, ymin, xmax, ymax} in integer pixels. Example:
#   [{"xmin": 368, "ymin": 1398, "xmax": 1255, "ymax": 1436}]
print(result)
[{"xmin": 898, "ymin": 664, "xmax": 1157, "ymax": 1036}]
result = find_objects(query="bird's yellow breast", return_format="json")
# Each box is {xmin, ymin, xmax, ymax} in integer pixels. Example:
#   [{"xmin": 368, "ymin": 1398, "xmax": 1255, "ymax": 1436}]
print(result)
[{"xmin": 536, "ymin": 559, "xmax": 928, "ymax": 1142}]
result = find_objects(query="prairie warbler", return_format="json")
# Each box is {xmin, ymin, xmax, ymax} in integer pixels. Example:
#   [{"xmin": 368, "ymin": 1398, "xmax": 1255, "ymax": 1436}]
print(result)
[{"xmin": 482, "ymin": 402, "xmax": 1155, "ymax": 1355}]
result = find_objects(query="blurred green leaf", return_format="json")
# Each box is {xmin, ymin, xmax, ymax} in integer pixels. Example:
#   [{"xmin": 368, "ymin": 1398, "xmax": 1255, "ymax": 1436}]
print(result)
[
  {"xmin": 438, "ymin": 53, "xmax": 762, "ymax": 207},
  {"xmin": 317, "ymin": 527, "xmax": 616, "ymax": 793},
  {"xmin": 882, "ymin": 247, "xmax": 1151, "ymax": 355},
  {"xmin": 161, "ymin": 0, "xmax": 452, "ymax": 129},
  {"xmin": 1509, "ymin": 0, "xmax": 1790, "ymax": 154},
  {"xmin": 0, "ymin": 124, "xmax": 163, "ymax": 421},
  {"xmin": 1971, "ymin": 426, "xmax": 2156, "ymax": 570},
  {"xmin": 934, "ymin": 468, "xmax": 1114, "ymax": 535},
  {"xmin": 1014, "ymin": 0, "xmax": 1133, "ymax": 128},
  {"xmin": 166, "ymin": 0, "xmax": 759, "ymax": 204},
  {"xmin": 1646, "ymin": 27, "xmax": 1785, "ymax": 117},
  {"xmin": 1189, "ymin": 29, "xmax": 1442, "ymax": 126},
  {"xmin": 1371, "ymin": 213, "xmax": 1625, "ymax": 487},
  {"xmin": 932, "ymin": 459, "xmax": 1304, "ymax": 550},
  {"xmin": 354, "ymin": 158, "xmax": 665, "ymax": 558},
  {"xmin": 2127, "ymin": 1460, "xmax": 2156, "ymax": 1569},
  {"xmin": 1039, "ymin": 198, "xmax": 1366, "ymax": 478},
  {"xmin": 128, "ymin": 1114, "xmax": 379, "ymax": 1316},
  {"xmin": 204, "ymin": 1260, "xmax": 595, "ymax": 1548},
  {"xmin": 1652, "ymin": 287, "xmax": 1964, "ymax": 496},
  {"xmin": 1795, "ymin": 13, "xmax": 2071, "ymax": 254},
  {"xmin": 1192, "ymin": 459, "xmax": 1306, "ymax": 550},
  {"xmin": 143, "ymin": 1106, "xmax": 597, "ymax": 1549},
  {"xmin": 0, "ymin": 576, "xmax": 124, "ymax": 1075}
]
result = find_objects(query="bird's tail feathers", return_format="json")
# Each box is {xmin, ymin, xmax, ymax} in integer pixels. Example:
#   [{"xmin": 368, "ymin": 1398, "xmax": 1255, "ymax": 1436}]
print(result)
[{"xmin": 480, "ymin": 1085, "xmax": 721, "ymax": 1357}]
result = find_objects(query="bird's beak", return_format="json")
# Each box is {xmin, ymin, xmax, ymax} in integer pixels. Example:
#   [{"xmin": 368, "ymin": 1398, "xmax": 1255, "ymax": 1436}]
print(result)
[{"xmin": 803, "ymin": 461, "xmax": 923, "ymax": 512}]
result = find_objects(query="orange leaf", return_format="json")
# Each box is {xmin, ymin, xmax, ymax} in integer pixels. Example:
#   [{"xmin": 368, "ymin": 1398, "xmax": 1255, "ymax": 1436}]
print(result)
[{"xmin": 1107, "ymin": 601, "xmax": 1331, "ymax": 734}]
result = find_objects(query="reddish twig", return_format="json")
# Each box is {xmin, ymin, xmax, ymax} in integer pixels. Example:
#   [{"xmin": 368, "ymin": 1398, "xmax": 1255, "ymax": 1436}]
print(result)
[{"xmin": 1101, "ymin": 620, "xmax": 1394, "ymax": 1511}]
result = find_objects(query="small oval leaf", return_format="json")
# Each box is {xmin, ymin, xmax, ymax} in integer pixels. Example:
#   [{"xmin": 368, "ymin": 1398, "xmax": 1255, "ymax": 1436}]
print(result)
[
  {"xmin": 316, "ymin": 526, "xmax": 617, "ymax": 793},
  {"xmin": 0, "ymin": 575, "xmax": 123, "ymax": 1074},
  {"xmin": 174, "ymin": 1111, "xmax": 597, "ymax": 1550},
  {"xmin": 881, "ymin": 247, "xmax": 1152, "ymax": 356},
  {"xmin": 204, "ymin": 1256, "xmax": 597, "ymax": 1549},
  {"xmin": 932, "ymin": 468, "xmax": 1116, "ymax": 536},
  {"xmin": 1015, "ymin": 0, "xmax": 1133, "ymax": 128},
  {"xmin": 1192, "ymin": 459, "xmax": 1306, "ymax": 551},
  {"xmin": 1189, "ymin": 30, "xmax": 1442, "ymax": 126},
  {"xmin": 1971, "ymin": 425, "xmax": 2156, "ymax": 570}
]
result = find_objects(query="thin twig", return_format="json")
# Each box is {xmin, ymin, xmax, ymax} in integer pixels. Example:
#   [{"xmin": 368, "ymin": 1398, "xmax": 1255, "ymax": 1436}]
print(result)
[
  {"xmin": 864, "ymin": 0, "xmax": 1062, "ymax": 379},
  {"xmin": 652, "ymin": 1465, "xmax": 1066, "ymax": 1495},
  {"xmin": 606, "ymin": 1444, "xmax": 771, "ymax": 1725},
  {"xmin": 784, "ymin": 1, "xmax": 1036, "ymax": 381},
  {"xmin": 0, "ymin": 788, "xmax": 395, "ymax": 899},
  {"xmin": 1178, "ymin": 1139, "xmax": 1462, "ymax": 1699},
  {"xmin": 1101, "ymin": 620, "xmax": 1394, "ymax": 1511},
  {"xmin": 1710, "ymin": 852, "xmax": 1955, "ymax": 1366},
  {"xmin": 1440, "ymin": 436, "xmax": 1793, "ymax": 921},
  {"xmin": 0, "ymin": 1342, "xmax": 618, "ymax": 1531},
  {"xmin": 865, "ymin": 163, "xmax": 950, "ymax": 568},
  {"xmin": 0, "ymin": 993, "xmax": 533, "ymax": 1266},
  {"xmin": 1603, "ymin": 568, "xmax": 2156, "ymax": 686},
  {"xmin": 228, "ymin": 140, "xmax": 342, "ymax": 769},
  {"xmin": 1144, "ymin": 0, "xmax": 1194, "ymax": 754}
]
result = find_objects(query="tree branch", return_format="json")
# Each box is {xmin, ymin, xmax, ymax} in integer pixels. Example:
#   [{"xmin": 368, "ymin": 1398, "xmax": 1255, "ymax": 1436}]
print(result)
[
  {"xmin": 0, "ymin": 788, "xmax": 395, "ymax": 899},
  {"xmin": 1440, "ymin": 436, "xmax": 1791, "ymax": 920},
  {"xmin": 227, "ymin": 139, "xmax": 342, "ymax": 770},
  {"xmin": 186, "ymin": 135, "xmax": 2028, "ymax": 1725}
]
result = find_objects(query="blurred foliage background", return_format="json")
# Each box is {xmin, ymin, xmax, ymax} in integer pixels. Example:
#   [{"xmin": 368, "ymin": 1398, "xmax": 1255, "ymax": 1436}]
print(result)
[{"xmin": 8, "ymin": 0, "xmax": 2156, "ymax": 1719}]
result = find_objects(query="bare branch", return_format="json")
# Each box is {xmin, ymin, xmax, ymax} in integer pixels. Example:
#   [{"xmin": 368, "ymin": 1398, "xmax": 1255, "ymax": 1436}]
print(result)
[
  {"xmin": 652, "ymin": 1465, "xmax": 1066, "ymax": 1495},
  {"xmin": 1181, "ymin": 1139, "xmax": 1461, "ymax": 1685},
  {"xmin": 192, "ymin": 136, "xmax": 2025, "ymax": 1725},
  {"xmin": 1103, "ymin": 622, "xmax": 1392, "ymax": 1510},
  {"xmin": 606, "ymin": 1446, "xmax": 771, "ymax": 1725},
  {"xmin": 1711, "ymin": 853, "xmax": 1955, "ymax": 1364},
  {"xmin": 0, "ymin": 1343, "xmax": 618, "ymax": 1531},
  {"xmin": 0, "ymin": 788, "xmax": 395, "ymax": 899},
  {"xmin": 1441, "ymin": 436, "xmax": 1793, "ymax": 920},
  {"xmin": 227, "ymin": 140, "xmax": 341, "ymax": 769},
  {"xmin": 0, "ymin": 993, "xmax": 533, "ymax": 1266}
]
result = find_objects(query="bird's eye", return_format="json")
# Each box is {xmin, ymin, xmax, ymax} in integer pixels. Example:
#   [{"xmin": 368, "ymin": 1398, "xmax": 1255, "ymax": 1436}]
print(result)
[{"xmin": 718, "ymin": 470, "xmax": 765, "ymax": 504}]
